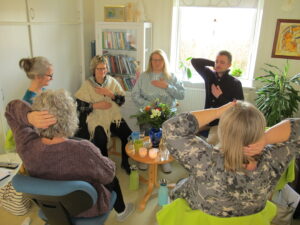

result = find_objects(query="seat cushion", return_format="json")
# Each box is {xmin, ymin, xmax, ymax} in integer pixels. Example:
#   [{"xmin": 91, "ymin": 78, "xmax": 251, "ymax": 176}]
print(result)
[{"xmin": 156, "ymin": 198, "xmax": 277, "ymax": 225}]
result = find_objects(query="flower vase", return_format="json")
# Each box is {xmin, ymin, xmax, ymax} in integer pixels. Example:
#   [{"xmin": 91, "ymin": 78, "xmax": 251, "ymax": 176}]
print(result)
[{"xmin": 149, "ymin": 128, "xmax": 162, "ymax": 148}]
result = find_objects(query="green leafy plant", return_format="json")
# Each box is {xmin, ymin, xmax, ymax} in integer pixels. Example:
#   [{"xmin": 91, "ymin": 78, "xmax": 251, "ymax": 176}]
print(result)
[
  {"xmin": 130, "ymin": 99, "xmax": 175, "ymax": 129},
  {"xmin": 231, "ymin": 67, "xmax": 243, "ymax": 77},
  {"xmin": 255, "ymin": 61, "xmax": 300, "ymax": 126},
  {"xmin": 179, "ymin": 57, "xmax": 192, "ymax": 79}
]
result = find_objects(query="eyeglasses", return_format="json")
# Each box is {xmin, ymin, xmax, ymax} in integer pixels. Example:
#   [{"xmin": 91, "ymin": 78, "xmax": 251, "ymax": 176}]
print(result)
[
  {"xmin": 96, "ymin": 67, "xmax": 107, "ymax": 71},
  {"xmin": 151, "ymin": 59, "xmax": 163, "ymax": 62},
  {"xmin": 45, "ymin": 74, "xmax": 54, "ymax": 79}
]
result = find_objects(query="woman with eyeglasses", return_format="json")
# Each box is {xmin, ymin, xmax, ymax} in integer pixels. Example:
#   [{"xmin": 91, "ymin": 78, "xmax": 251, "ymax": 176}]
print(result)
[
  {"xmin": 131, "ymin": 49, "xmax": 185, "ymax": 172},
  {"xmin": 19, "ymin": 56, "xmax": 54, "ymax": 104},
  {"xmin": 75, "ymin": 55, "xmax": 132, "ymax": 175},
  {"xmin": 5, "ymin": 57, "xmax": 54, "ymax": 153}
]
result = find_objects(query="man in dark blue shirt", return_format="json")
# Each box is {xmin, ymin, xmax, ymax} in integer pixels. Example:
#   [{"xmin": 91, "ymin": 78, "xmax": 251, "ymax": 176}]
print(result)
[{"xmin": 192, "ymin": 50, "xmax": 244, "ymax": 144}]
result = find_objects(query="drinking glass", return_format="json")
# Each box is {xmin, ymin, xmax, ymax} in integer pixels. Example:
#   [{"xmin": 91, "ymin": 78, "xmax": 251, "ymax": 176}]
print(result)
[{"xmin": 134, "ymin": 139, "xmax": 144, "ymax": 154}]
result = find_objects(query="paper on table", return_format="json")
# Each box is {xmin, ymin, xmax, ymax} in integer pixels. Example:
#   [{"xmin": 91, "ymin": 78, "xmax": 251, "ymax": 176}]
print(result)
[{"xmin": 0, "ymin": 168, "xmax": 10, "ymax": 181}]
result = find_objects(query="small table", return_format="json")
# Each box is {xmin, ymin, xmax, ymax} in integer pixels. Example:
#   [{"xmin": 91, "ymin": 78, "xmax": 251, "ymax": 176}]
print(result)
[{"xmin": 125, "ymin": 138, "xmax": 173, "ymax": 211}]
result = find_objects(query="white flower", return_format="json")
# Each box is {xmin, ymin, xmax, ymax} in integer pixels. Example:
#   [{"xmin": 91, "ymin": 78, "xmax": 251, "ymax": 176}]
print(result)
[{"xmin": 150, "ymin": 109, "xmax": 161, "ymax": 118}]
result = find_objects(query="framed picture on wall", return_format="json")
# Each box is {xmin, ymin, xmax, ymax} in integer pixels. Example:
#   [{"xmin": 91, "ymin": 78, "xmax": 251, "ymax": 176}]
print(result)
[
  {"xmin": 104, "ymin": 5, "xmax": 126, "ymax": 22},
  {"xmin": 271, "ymin": 19, "xmax": 300, "ymax": 60}
]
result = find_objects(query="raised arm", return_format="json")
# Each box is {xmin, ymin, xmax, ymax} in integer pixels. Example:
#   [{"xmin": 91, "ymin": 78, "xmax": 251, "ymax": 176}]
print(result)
[
  {"xmin": 244, "ymin": 119, "xmax": 292, "ymax": 156},
  {"xmin": 191, "ymin": 101, "xmax": 236, "ymax": 128},
  {"xmin": 5, "ymin": 100, "xmax": 56, "ymax": 150},
  {"xmin": 163, "ymin": 102, "xmax": 235, "ymax": 172},
  {"xmin": 191, "ymin": 58, "xmax": 215, "ymax": 82}
]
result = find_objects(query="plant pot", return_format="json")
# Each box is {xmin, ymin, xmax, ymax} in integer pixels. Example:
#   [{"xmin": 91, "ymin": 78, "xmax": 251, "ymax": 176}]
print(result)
[{"xmin": 149, "ymin": 128, "xmax": 162, "ymax": 148}]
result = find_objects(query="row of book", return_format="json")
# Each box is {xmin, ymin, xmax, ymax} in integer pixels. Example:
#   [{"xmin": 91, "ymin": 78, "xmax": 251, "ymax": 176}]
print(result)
[
  {"xmin": 102, "ymin": 31, "xmax": 136, "ymax": 51},
  {"xmin": 115, "ymin": 77, "xmax": 136, "ymax": 91},
  {"xmin": 102, "ymin": 54, "xmax": 137, "ymax": 76}
]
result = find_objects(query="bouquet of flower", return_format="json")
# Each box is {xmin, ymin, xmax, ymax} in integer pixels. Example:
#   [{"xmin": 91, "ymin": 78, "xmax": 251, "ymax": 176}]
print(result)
[{"xmin": 131, "ymin": 99, "xmax": 175, "ymax": 129}]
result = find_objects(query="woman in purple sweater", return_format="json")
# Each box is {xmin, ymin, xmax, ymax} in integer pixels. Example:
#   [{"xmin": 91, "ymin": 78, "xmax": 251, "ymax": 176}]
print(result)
[{"xmin": 5, "ymin": 89, "xmax": 134, "ymax": 221}]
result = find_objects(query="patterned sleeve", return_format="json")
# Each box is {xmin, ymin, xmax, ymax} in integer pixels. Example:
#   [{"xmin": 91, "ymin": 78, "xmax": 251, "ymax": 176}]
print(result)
[
  {"xmin": 162, "ymin": 113, "xmax": 214, "ymax": 173},
  {"xmin": 262, "ymin": 119, "xmax": 300, "ymax": 180}
]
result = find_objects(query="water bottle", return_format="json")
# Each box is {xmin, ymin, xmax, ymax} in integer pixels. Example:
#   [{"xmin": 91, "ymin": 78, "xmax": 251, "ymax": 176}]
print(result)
[
  {"xmin": 158, "ymin": 178, "xmax": 169, "ymax": 206},
  {"xmin": 129, "ymin": 165, "xmax": 139, "ymax": 190}
]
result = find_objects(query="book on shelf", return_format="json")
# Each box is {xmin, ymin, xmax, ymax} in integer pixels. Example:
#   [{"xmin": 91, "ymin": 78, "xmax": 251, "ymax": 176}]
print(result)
[
  {"xmin": 102, "ymin": 31, "xmax": 136, "ymax": 51},
  {"xmin": 104, "ymin": 54, "xmax": 137, "ymax": 76},
  {"xmin": 123, "ymin": 77, "xmax": 134, "ymax": 91}
]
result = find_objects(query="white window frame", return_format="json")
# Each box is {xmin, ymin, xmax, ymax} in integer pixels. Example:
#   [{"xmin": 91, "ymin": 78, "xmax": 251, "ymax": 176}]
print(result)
[{"xmin": 170, "ymin": 0, "xmax": 264, "ymax": 88}]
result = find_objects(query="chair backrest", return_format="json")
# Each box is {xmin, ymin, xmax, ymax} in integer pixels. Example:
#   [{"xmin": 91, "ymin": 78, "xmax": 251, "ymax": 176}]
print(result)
[{"xmin": 12, "ymin": 174, "xmax": 98, "ymax": 225}]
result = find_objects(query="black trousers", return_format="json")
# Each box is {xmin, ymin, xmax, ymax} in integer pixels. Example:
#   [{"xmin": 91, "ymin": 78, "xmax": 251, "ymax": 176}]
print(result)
[
  {"xmin": 105, "ymin": 176, "xmax": 125, "ymax": 213},
  {"xmin": 92, "ymin": 119, "xmax": 132, "ymax": 167}
]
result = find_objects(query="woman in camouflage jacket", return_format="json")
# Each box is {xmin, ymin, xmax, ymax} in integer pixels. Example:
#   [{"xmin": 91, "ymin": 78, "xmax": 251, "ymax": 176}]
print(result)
[{"xmin": 162, "ymin": 101, "xmax": 299, "ymax": 217}]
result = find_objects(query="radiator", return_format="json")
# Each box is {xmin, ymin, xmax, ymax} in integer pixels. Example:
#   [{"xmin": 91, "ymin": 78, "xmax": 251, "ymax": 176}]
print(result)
[{"xmin": 177, "ymin": 87, "xmax": 206, "ymax": 113}]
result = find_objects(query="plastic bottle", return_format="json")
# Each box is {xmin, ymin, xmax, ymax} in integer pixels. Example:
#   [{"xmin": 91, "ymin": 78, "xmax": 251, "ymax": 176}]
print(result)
[
  {"xmin": 129, "ymin": 165, "xmax": 139, "ymax": 190},
  {"xmin": 158, "ymin": 178, "xmax": 169, "ymax": 206}
]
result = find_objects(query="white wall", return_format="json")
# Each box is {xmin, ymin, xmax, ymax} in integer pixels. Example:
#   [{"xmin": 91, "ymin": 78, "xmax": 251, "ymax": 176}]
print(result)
[
  {"xmin": 82, "ymin": 0, "xmax": 95, "ymax": 78},
  {"xmin": 254, "ymin": 0, "xmax": 300, "ymax": 81},
  {"xmin": 252, "ymin": 0, "xmax": 300, "ymax": 115},
  {"xmin": 0, "ymin": 0, "xmax": 84, "ymax": 151}
]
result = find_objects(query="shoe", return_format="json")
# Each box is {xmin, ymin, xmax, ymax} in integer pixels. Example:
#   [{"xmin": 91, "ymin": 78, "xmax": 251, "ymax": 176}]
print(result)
[
  {"xmin": 161, "ymin": 163, "xmax": 172, "ymax": 174},
  {"xmin": 138, "ymin": 162, "xmax": 148, "ymax": 171},
  {"xmin": 116, "ymin": 203, "xmax": 135, "ymax": 222},
  {"xmin": 121, "ymin": 163, "xmax": 131, "ymax": 175}
]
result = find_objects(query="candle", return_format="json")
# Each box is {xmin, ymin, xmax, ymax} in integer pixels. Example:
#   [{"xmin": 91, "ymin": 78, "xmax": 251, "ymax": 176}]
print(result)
[
  {"xmin": 149, "ymin": 148, "xmax": 158, "ymax": 159},
  {"xmin": 139, "ymin": 147, "xmax": 147, "ymax": 157}
]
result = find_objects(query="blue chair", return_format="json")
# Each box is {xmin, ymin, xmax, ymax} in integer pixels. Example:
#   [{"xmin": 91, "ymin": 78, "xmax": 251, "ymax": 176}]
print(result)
[{"xmin": 12, "ymin": 174, "xmax": 116, "ymax": 225}]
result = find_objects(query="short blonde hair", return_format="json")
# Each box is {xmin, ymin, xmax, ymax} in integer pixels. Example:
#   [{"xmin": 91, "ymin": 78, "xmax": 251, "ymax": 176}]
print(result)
[
  {"xmin": 218, "ymin": 101, "xmax": 266, "ymax": 171},
  {"xmin": 90, "ymin": 55, "xmax": 108, "ymax": 75},
  {"xmin": 19, "ymin": 56, "xmax": 52, "ymax": 79},
  {"xmin": 32, "ymin": 89, "xmax": 78, "ymax": 139},
  {"xmin": 146, "ymin": 49, "xmax": 171, "ymax": 80}
]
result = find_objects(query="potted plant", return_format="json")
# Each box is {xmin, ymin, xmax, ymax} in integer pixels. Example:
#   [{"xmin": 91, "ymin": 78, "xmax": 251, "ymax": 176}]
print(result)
[
  {"xmin": 179, "ymin": 57, "xmax": 192, "ymax": 79},
  {"xmin": 255, "ymin": 61, "xmax": 300, "ymax": 126},
  {"xmin": 130, "ymin": 99, "xmax": 175, "ymax": 147},
  {"xmin": 231, "ymin": 67, "xmax": 243, "ymax": 77}
]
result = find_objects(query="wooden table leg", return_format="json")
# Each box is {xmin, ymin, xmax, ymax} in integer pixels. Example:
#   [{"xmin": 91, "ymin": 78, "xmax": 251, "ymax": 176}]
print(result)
[{"xmin": 139, "ymin": 163, "xmax": 158, "ymax": 211}]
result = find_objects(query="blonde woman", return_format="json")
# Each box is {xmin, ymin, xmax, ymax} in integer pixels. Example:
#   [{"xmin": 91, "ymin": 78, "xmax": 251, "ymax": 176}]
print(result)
[
  {"xmin": 19, "ymin": 56, "xmax": 54, "ymax": 104},
  {"xmin": 159, "ymin": 101, "xmax": 298, "ymax": 222},
  {"xmin": 132, "ymin": 49, "xmax": 184, "ymax": 109},
  {"xmin": 131, "ymin": 49, "xmax": 185, "ymax": 172}
]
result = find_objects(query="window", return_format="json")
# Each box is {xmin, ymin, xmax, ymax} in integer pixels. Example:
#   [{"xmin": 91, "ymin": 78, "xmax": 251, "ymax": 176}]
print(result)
[{"xmin": 171, "ymin": 0, "xmax": 262, "ymax": 85}]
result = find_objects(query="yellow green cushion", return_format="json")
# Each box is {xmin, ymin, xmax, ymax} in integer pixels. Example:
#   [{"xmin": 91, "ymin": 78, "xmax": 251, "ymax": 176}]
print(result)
[
  {"xmin": 156, "ymin": 198, "xmax": 276, "ymax": 225},
  {"xmin": 275, "ymin": 159, "xmax": 295, "ymax": 191},
  {"xmin": 4, "ymin": 129, "xmax": 16, "ymax": 151}
]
